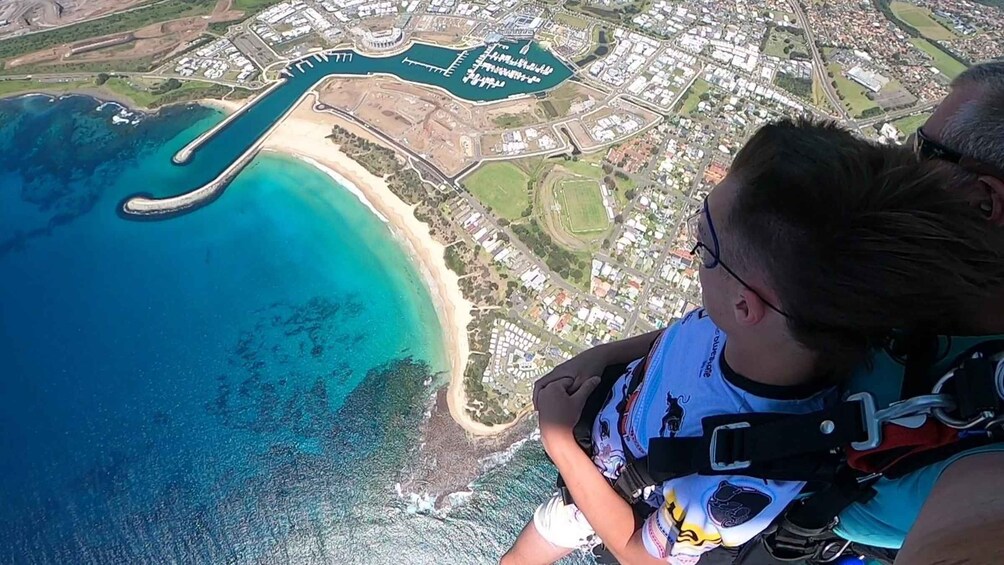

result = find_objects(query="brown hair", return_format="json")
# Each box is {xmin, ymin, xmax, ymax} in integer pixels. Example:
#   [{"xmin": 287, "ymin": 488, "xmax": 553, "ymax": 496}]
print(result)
[{"xmin": 727, "ymin": 118, "xmax": 1004, "ymax": 378}]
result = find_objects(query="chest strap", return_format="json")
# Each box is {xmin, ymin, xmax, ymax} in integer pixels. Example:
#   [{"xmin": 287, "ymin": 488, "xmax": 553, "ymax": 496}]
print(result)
[{"xmin": 610, "ymin": 397, "xmax": 869, "ymax": 502}]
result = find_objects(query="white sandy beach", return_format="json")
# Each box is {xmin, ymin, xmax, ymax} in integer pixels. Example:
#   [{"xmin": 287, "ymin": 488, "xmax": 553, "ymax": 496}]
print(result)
[{"xmin": 215, "ymin": 96, "xmax": 516, "ymax": 437}]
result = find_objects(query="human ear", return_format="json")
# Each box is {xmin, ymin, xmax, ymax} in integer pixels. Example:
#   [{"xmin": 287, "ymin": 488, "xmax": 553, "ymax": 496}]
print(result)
[
  {"xmin": 733, "ymin": 288, "xmax": 765, "ymax": 326},
  {"xmin": 979, "ymin": 175, "xmax": 1004, "ymax": 226}
]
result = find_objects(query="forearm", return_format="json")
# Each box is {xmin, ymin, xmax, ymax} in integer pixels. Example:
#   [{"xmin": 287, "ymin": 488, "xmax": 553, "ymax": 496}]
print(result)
[
  {"xmin": 589, "ymin": 329, "xmax": 663, "ymax": 366},
  {"xmin": 547, "ymin": 433, "xmax": 662, "ymax": 564},
  {"xmin": 897, "ymin": 452, "xmax": 1004, "ymax": 564}
]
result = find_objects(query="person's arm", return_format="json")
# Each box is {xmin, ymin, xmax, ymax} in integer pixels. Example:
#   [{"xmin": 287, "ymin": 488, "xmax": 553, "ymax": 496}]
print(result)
[
  {"xmin": 896, "ymin": 452, "xmax": 1004, "ymax": 564},
  {"xmin": 533, "ymin": 329, "xmax": 663, "ymax": 406},
  {"xmin": 589, "ymin": 328, "xmax": 665, "ymax": 366},
  {"xmin": 543, "ymin": 428, "xmax": 666, "ymax": 565}
]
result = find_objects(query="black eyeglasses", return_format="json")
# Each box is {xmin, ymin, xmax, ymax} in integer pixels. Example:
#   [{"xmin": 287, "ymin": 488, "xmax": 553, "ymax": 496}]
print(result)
[
  {"xmin": 912, "ymin": 127, "xmax": 965, "ymax": 164},
  {"xmin": 686, "ymin": 200, "xmax": 789, "ymax": 318},
  {"xmin": 912, "ymin": 127, "xmax": 1004, "ymax": 180}
]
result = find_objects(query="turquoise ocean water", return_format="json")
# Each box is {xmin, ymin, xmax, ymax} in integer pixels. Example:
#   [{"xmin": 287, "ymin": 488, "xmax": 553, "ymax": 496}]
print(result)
[{"xmin": 0, "ymin": 95, "xmax": 581, "ymax": 564}]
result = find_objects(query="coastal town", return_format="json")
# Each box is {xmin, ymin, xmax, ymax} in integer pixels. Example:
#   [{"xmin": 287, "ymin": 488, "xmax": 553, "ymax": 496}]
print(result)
[{"xmin": 2, "ymin": 0, "xmax": 1001, "ymax": 434}]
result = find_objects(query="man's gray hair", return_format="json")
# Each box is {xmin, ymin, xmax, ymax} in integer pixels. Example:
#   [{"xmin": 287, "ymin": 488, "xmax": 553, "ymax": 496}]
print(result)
[{"xmin": 941, "ymin": 62, "xmax": 1004, "ymax": 169}]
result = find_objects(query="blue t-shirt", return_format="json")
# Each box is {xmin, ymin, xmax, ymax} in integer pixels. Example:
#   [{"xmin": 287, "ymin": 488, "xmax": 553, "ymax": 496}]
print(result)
[{"xmin": 835, "ymin": 335, "xmax": 1004, "ymax": 548}]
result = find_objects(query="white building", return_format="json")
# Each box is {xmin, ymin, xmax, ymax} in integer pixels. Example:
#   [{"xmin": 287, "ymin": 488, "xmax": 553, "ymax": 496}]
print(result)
[{"xmin": 362, "ymin": 27, "xmax": 404, "ymax": 51}]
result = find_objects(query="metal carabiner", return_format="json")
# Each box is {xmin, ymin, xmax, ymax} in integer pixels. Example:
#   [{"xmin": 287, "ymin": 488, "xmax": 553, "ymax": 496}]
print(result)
[
  {"xmin": 930, "ymin": 351, "xmax": 1004, "ymax": 429},
  {"xmin": 817, "ymin": 538, "xmax": 853, "ymax": 563},
  {"xmin": 874, "ymin": 394, "xmax": 955, "ymax": 423}
]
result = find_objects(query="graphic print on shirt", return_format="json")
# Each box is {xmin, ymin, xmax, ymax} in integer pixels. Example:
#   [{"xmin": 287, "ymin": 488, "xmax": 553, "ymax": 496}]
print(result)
[
  {"xmin": 595, "ymin": 440, "xmax": 626, "ymax": 478},
  {"xmin": 706, "ymin": 481, "xmax": 772, "ymax": 529},
  {"xmin": 660, "ymin": 392, "xmax": 690, "ymax": 437},
  {"xmin": 700, "ymin": 328, "xmax": 722, "ymax": 379},
  {"xmin": 654, "ymin": 488, "xmax": 724, "ymax": 552},
  {"xmin": 599, "ymin": 417, "xmax": 611, "ymax": 440}
]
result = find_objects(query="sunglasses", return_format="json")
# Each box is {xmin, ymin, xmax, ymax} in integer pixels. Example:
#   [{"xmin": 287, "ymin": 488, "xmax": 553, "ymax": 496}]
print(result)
[
  {"xmin": 911, "ymin": 127, "xmax": 1004, "ymax": 180},
  {"xmin": 685, "ymin": 200, "xmax": 789, "ymax": 318}
]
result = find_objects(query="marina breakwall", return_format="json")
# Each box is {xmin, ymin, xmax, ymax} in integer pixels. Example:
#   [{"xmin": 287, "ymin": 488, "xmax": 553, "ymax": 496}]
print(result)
[{"xmin": 122, "ymin": 88, "xmax": 313, "ymax": 217}]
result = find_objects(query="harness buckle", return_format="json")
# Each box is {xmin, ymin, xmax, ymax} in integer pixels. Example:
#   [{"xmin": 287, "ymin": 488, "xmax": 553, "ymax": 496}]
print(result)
[
  {"xmin": 709, "ymin": 421, "xmax": 752, "ymax": 471},
  {"xmin": 847, "ymin": 392, "xmax": 880, "ymax": 451},
  {"xmin": 817, "ymin": 538, "xmax": 853, "ymax": 563}
]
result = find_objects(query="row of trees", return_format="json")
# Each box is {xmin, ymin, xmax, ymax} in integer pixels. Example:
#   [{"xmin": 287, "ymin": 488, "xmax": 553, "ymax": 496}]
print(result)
[
  {"xmin": 512, "ymin": 219, "xmax": 589, "ymax": 283},
  {"xmin": 327, "ymin": 125, "xmax": 400, "ymax": 177}
]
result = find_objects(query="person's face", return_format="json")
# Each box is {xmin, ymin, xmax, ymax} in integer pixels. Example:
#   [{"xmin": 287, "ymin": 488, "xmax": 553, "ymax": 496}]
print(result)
[
  {"xmin": 918, "ymin": 83, "xmax": 1004, "ymax": 225},
  {"xmin": 688, "ymin": 175, "xmax": 780, "ymax": 333},
  {"xmin": 692, "ymin": 177, "xmax": 738, "ymax": 330}
]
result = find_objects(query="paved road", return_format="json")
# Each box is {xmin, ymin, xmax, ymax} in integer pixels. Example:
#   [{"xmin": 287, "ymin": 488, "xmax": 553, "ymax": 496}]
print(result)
[
  {"xmin": 855, "ymin": 100, "xmax": 938, "ymax": 128},
  {"xmin": 788, "ymin": 0, "xmax": 849, "ymax": 121}
]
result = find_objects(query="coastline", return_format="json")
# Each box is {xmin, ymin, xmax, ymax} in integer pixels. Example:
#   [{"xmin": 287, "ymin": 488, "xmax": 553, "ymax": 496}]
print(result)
[
  {"xmin": 1, "ymin": 85, "xmax": 525, "ymax": 437},
  {"xmin": 248, "ymin": 97, "xmax": 513, "ymax": 437}
]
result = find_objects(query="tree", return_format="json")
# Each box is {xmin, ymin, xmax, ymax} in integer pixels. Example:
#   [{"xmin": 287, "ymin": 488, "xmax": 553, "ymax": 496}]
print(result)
[
  {"xmin": 625, "ymin": 188, "xmax": 637, "ymax": 200},
  {"xmin": 614, "ymin": 214, "xmax": 624, "ymax": 224},
  {"xmin": 95, "ymin": 73, "xmax": 110, "ymax": 85}
]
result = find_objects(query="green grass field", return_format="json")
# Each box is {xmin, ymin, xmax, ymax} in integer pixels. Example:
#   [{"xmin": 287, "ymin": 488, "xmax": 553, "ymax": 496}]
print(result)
[
  {"xmin": 463, "ymin": 162, "xmax": 530, "ymax": 220},
  {"xmin": 827, "ymin": 63, "xmax": 879, "ymax": 118},
  {"xmin": 678, "ymin": 78, "xmax": 711, "ymax": 116},
  {"xmin": 909, "ymin": 37, "xmax": 967, "ymax": 79},
  {"xmin": 559, "ymin": 154, "xmax": 605, "ymax": 178},
  {"xmin": 493, "ymin": 114, "xmax": 531, "ymax": 129},
  {"xmin": 235, "ymin": 0, "xmax": 288, "ymax": 11},
  {"xmin": 763, "ymin": 26, "xmax": 808, "ymax": 59},
  {"xmin": 555, "ymin": 12, "xmax": 590, "ymax": 29},
  {"xmin": 558, "ymin": 179, "xmax": 608, "ymax": 233},
  {"xmin": 892, "ymin": 112, "xmax": 932, "ymax": 136},
  {"xmin": 104, "ymin": 77, "xmax": 240, "ymax": 107},
  {"xmin": 890, "ymin": 2, "xmax": 957, "ymax": 40},
  {"xmin": 102, "ymin": 77, "xmax": 161, "ymax": 107}
]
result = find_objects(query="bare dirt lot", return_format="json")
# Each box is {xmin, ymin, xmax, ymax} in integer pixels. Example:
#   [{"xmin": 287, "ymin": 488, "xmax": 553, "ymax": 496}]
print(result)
[
  {"xmin": 317, "ymin": 76, "xmax": 572, "ymax": 176},
  {"xmin": 0, "ymin": 0, "xmax": 149, "ymax": 38},
  {"xmin": 318, "ymin": 76, "xmax": 475, "ymax": 175},
  {"xmin": 3, "ymin": 0, "xmax": 243, "ymax": 72},
  {"xmin": 411, "ymin": 15, "xmax": 477, "ymax": 47},
  {"xmin": 316, "ymin": 76, "xmax": 639, "ymax": 174}
]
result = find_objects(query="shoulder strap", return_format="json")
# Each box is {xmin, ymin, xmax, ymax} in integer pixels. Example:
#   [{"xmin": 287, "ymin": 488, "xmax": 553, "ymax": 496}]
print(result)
[
  {"xmin": 899, "ymin": 331, "xmax": 941, "ymax": 400},
  {"xmin": 557, "ymin": 330, "xmax": 665, "ymax": 505}
]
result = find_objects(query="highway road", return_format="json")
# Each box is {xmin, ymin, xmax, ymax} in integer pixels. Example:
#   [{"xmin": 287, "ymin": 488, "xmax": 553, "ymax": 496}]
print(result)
[
  {"xmin": 788, "ymin": 0, "xmax": 850, "ymax": 121},
  {"xmin": 855, "ymin": 100, "xmax": 937, "ymax": 128}
]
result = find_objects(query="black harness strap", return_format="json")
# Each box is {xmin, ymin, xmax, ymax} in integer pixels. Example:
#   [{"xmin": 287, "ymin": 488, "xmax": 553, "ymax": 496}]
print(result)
[
  {"xmin": 609, "ymin": 399, "xmax": 870, "ymax": 502},
  {"xmin": 558, "ymin": 362, "xmax": 630, "ymax": 505},
  {"xmin": 899, "ymin": 332, "xmax": 941, "ymax": 400},
  {"xmin": 555, "ymin": 336, "xmax": 1004, "ymax": 564}
]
